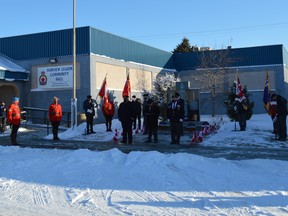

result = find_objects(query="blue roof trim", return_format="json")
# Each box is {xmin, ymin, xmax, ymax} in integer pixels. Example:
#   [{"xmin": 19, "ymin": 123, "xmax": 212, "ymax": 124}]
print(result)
[
  {"xmin": 172, "ymin": 45, "xmax": 284, "ymax": 71},
  {"xmin": 0, "ymin": 27, "xmax": 90, "ymax": 60}
]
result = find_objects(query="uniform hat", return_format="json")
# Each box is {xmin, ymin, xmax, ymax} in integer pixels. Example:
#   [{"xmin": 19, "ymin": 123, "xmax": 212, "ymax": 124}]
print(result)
[
  {"xmin": 174, "ymin": 92, "xmax": 180, "ymax": 97},
  {"xmin": 87, "ymin": 95, "xmax": 92, "ymax": 99},
  {"xmin": 13, "ymin": 97, "xmax": 19, "ymax": 102},
  {"xmin": 143, "ymin": 93, "xmax": 148, "ymax": 97},
  {"xmin": 132, "ymin": 95, "xmax": 136, "ymax": 98}
]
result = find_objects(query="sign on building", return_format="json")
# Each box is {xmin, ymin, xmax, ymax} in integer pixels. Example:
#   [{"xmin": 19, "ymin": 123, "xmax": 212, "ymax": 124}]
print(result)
[{"xmin": 37, "ymin": 65, "xmax": 73, "ymax": 89}]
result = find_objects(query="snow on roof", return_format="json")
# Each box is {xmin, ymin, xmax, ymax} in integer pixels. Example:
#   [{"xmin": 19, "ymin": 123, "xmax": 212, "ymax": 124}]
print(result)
[{"xmin": 0, "ymin": 55, "xmax": 27, "ymax": 72}]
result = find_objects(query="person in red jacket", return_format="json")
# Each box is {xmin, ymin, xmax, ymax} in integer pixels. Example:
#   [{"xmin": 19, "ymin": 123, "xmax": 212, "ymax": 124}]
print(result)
[
  {"xmin": 102, "ymin": 99, "xmax": 115, "ymax": 132},
  {"xmin": 269, "ymin": 95, "xmax": 277, "ymax": 134},
  {"xmin": 48, "ymin": 96, "xmax": 62, "ymax": 140},
  {"xmin": 7, "ymin": 97, "xmax": 21, "ymax": 145}
]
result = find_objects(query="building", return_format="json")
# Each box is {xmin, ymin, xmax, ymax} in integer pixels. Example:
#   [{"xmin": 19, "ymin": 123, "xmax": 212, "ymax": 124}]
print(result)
[{"xmin": 0, "ymin": 26, "xmax": 288, "ymax": 123}]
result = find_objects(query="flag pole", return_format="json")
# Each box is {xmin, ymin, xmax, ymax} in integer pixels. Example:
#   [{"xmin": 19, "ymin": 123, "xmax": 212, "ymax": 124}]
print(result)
[
  {"xmin": 71, "ymin": 0, "xmax": 77, "ymax": 129},
  {"xmin": 234, "ymin": 69, "xmax": 238, "ymax": 131},
  {"xmin": 126, "ymin": 67, "xmax": 131, "ymax": 100}
]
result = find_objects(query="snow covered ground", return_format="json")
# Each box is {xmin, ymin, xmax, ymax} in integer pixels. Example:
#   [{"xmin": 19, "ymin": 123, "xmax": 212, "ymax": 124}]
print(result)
[{"xmin": 0, "ymin": 114, "xmax": 287, "ymax": 216}]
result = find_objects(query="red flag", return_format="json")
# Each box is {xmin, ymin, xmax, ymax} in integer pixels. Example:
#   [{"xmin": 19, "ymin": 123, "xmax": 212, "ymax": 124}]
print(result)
[
  {"xmin": 98, "ymin": 77, "xmax": 107, "ymax": 98},
  {"xmin": 235, "ymin": 74, "xmax": 244, "ymax": 98},
  {"xmin": 98, "ymin": 77, "xmax": 109, "ymax": 107},
  {"xmin": 191, "ymin": 131, "xmax": 197, "ymax": 143},
  {"xmin": 263, "ymin": 70, "xmax": 270, "ymax": 113},
  {"xmin": 197, "ymin": 131, "xmax": 203, "ymax": 142},
  {"xmin": 122, "ymin": 74, "xmax": 131, "ymax": 97}
]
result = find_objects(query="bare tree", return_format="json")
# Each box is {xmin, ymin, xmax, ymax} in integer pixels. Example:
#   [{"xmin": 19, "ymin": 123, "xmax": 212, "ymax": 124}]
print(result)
[
  {"xmin": 135, "ymin": 70, "xmax": 150, "ymax": 93},
  {"xmin": 196, "ymin": 48, "xmax": 234, "ymax": 116}
]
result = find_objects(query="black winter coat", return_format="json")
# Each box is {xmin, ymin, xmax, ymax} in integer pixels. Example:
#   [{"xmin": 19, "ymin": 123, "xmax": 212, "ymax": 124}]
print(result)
[
  {"xmin": 132, "ymin": 101, "xmax": 141, "ymax": 117},
  {"xmin": 166, "ymin": 101, "xmax": 185, "ymax": 123},
  {"xmin": 118, "ymin": 101, "xmax": 135, "ymax": 123},
  {"xmin": 83, "ymin": 99, "xmax": 96, "ymax": 117},
  {"xmin": 145, "ymin": 104, "xmax": 160, "ymax": 128},
  {"xmin": 276, "ymin": 95, "xmax": 287, "ymax": 116}
]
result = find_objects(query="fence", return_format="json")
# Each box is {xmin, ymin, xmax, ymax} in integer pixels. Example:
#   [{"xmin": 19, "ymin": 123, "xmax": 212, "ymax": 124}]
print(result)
[{"xmin": 22, "ymin": 107, "xmax": 71, "ymax": 135}]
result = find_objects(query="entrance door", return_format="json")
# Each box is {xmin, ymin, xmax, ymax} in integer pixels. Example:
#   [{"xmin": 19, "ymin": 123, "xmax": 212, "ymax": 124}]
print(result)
[{"xmin": 0, "ymin": 84, "xmax": 19, "ymax": 104}]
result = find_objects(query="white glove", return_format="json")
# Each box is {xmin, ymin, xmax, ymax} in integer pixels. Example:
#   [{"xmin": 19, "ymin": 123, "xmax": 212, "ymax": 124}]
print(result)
[
  {"xmin": 179, "ymin": 119, "xmax": 183, "ymax": 122},
  {"xmin": 87, "ymin": 109, "xmax": 93, "ymax": 113}
]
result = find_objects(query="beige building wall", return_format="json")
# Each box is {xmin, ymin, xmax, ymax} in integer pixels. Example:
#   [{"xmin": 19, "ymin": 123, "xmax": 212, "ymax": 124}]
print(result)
[
  {"xmin": 96, "ymin": 63, "xmax": 127, "ymax": 90},
  {"xmin": 95, "ymin": 62, "xmax": 154, "ymax": 92}
]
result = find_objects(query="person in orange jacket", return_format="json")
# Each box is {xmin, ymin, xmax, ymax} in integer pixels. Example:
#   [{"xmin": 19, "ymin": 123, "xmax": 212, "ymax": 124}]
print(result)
[
  {"xmin": 102, "ymin": 99, "xmax": 115, "ymax": 132},
  {"xmin": 7, "ymin": 97, "xmax": 21, "ymax": 145},
  {"xmin": 48, "ymin": 96, "xmax": 62, "ymax": 140}
]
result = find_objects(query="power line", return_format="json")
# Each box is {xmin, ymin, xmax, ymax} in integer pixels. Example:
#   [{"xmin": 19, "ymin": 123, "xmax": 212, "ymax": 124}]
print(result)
[{"xmin": 127, "ymin": 22, "xmax": 288, "ymax": 39}]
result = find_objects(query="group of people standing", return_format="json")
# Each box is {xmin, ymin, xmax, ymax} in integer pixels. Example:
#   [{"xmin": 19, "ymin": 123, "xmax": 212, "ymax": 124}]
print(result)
[
  {"xmin": 1, "ymin": 92, "xmax": 187, "ymax": 146},
  {"xmin": 3, "ymin": 91, "xmax": 286, "ymax": 146},
  {"xmin": 0, "ymin": 97, "xmax": 22, "ymax": 145},
  {"xmin": 1, "ymin": 96, "xmax": 63, "ymax": 144},
  {"xmin": 117, "ymin": 92, "xmax": 185, "ymax": 145},
  {"xmin": 233, "ymin": 92, "xmax": 287, "ymax": 141}
]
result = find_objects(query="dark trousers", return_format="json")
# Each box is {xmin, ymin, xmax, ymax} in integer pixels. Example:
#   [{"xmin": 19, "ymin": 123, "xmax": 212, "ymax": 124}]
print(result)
[
  {"xmin": 277, "ymin": 114, "xmax": 287, "ymax": 139},
  {"xmin": 0, "ymin": 117, "xmax": 6, "ymax": 133},
  {"xmin": 271, "ymin": 115, "xmax": 277, "ymax": 133},
  {"xmin": 51, "ymin": 121, "xmax": 60, "ymax": 139},
  {"xmin": 133, "ymin": 115, "xmax": 141, "ymax": 130},
  {"xmin": 121, "ymin": 120, "xmax": 133, "ymax": 143},
  {"xmin": 143, "ymin": 116, "xmax": 149, "ymax": 134},
  {"xmin": 104, "ymin": 115, "xmax": 113, "ymax": 131},
  {"xmin": 86, "ymin": 115, "xmax": 94, "ymax": 133},
  {"xmin": 148, "ymin": 125, "xmax": 158, "ymax": 142},
  {"xmin": 10, "ymin": 124, "xmax": 20, "ymax": 145},
  {"xmin": 170, "ymin": 122, "xmax": 181, "ymax": 144},
  {"xmin": 238, "ymin": 112, "xmax": 246, "ymax": 131}
]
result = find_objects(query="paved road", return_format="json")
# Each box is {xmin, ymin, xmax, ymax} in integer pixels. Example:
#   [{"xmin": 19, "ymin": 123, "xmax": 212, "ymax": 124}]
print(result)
[{"xmin": 1, "ymin": 125, "xmax": 288, "ymax": 161}]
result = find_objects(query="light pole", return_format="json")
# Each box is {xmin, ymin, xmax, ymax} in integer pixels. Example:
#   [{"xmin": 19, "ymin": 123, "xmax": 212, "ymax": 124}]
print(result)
[{"xmin": 71, "ymin": 0, "xmax": 77, "ymax": 129}]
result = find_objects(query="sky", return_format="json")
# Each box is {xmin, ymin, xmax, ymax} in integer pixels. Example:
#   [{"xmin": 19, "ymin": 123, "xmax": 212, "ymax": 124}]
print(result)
[
  {"xmin": 1, "ymin": 0, "xmax": 288, "ymax": 52},
  {"xmin": 0, "ymin": 114, "xmax": 288, "ymax": 215}
]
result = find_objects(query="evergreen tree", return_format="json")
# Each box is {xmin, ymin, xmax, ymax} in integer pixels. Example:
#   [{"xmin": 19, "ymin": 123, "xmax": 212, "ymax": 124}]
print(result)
[
  {"xmin": 172, "ymin": 37, "xmax": 193, "ymax": 53},
  {"xmin": 225, "ymin": 83, "xmax": 254, "ymax": 121},
  {"xmin": 151, "ymin": 73, "xmax": 180, "ymax": 120}
]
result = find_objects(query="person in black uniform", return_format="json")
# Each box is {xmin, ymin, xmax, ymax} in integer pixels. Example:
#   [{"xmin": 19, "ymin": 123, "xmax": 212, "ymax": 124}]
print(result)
[
  {"xmin": 145, "ymin": 99, "xmax": 160, "ymax": 143},
  {"xmin": 234, "ymin": 96, "xmax": 247, "ymax": 131},
  {"xmin": 166, "ymin": 94, "xmax": 185, "ymax": 144},
  {"xmin": 132, "ymin": 95, "xmax": 142, "ymax": 130},
  {"xmin": 142, "ymin": 93, "xmax": 149, "ymax": 134},
  {"xmin": 272, "ymin": 94, "xmax": 287, "ymax": 141},
  {"xmin": 174, "ymin": 92, "xmax": 185, "ymax": 135},
  {"xmin": 0, "ymin": 101, "xmax": 7, "ymax": 133},
  {"xmin": 118, "ymin": 96, "xmax": 135, "ymax": 144},
  {"xmin": 83, "ymin": 95, "xmax": 97, "ymax": 134}
]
